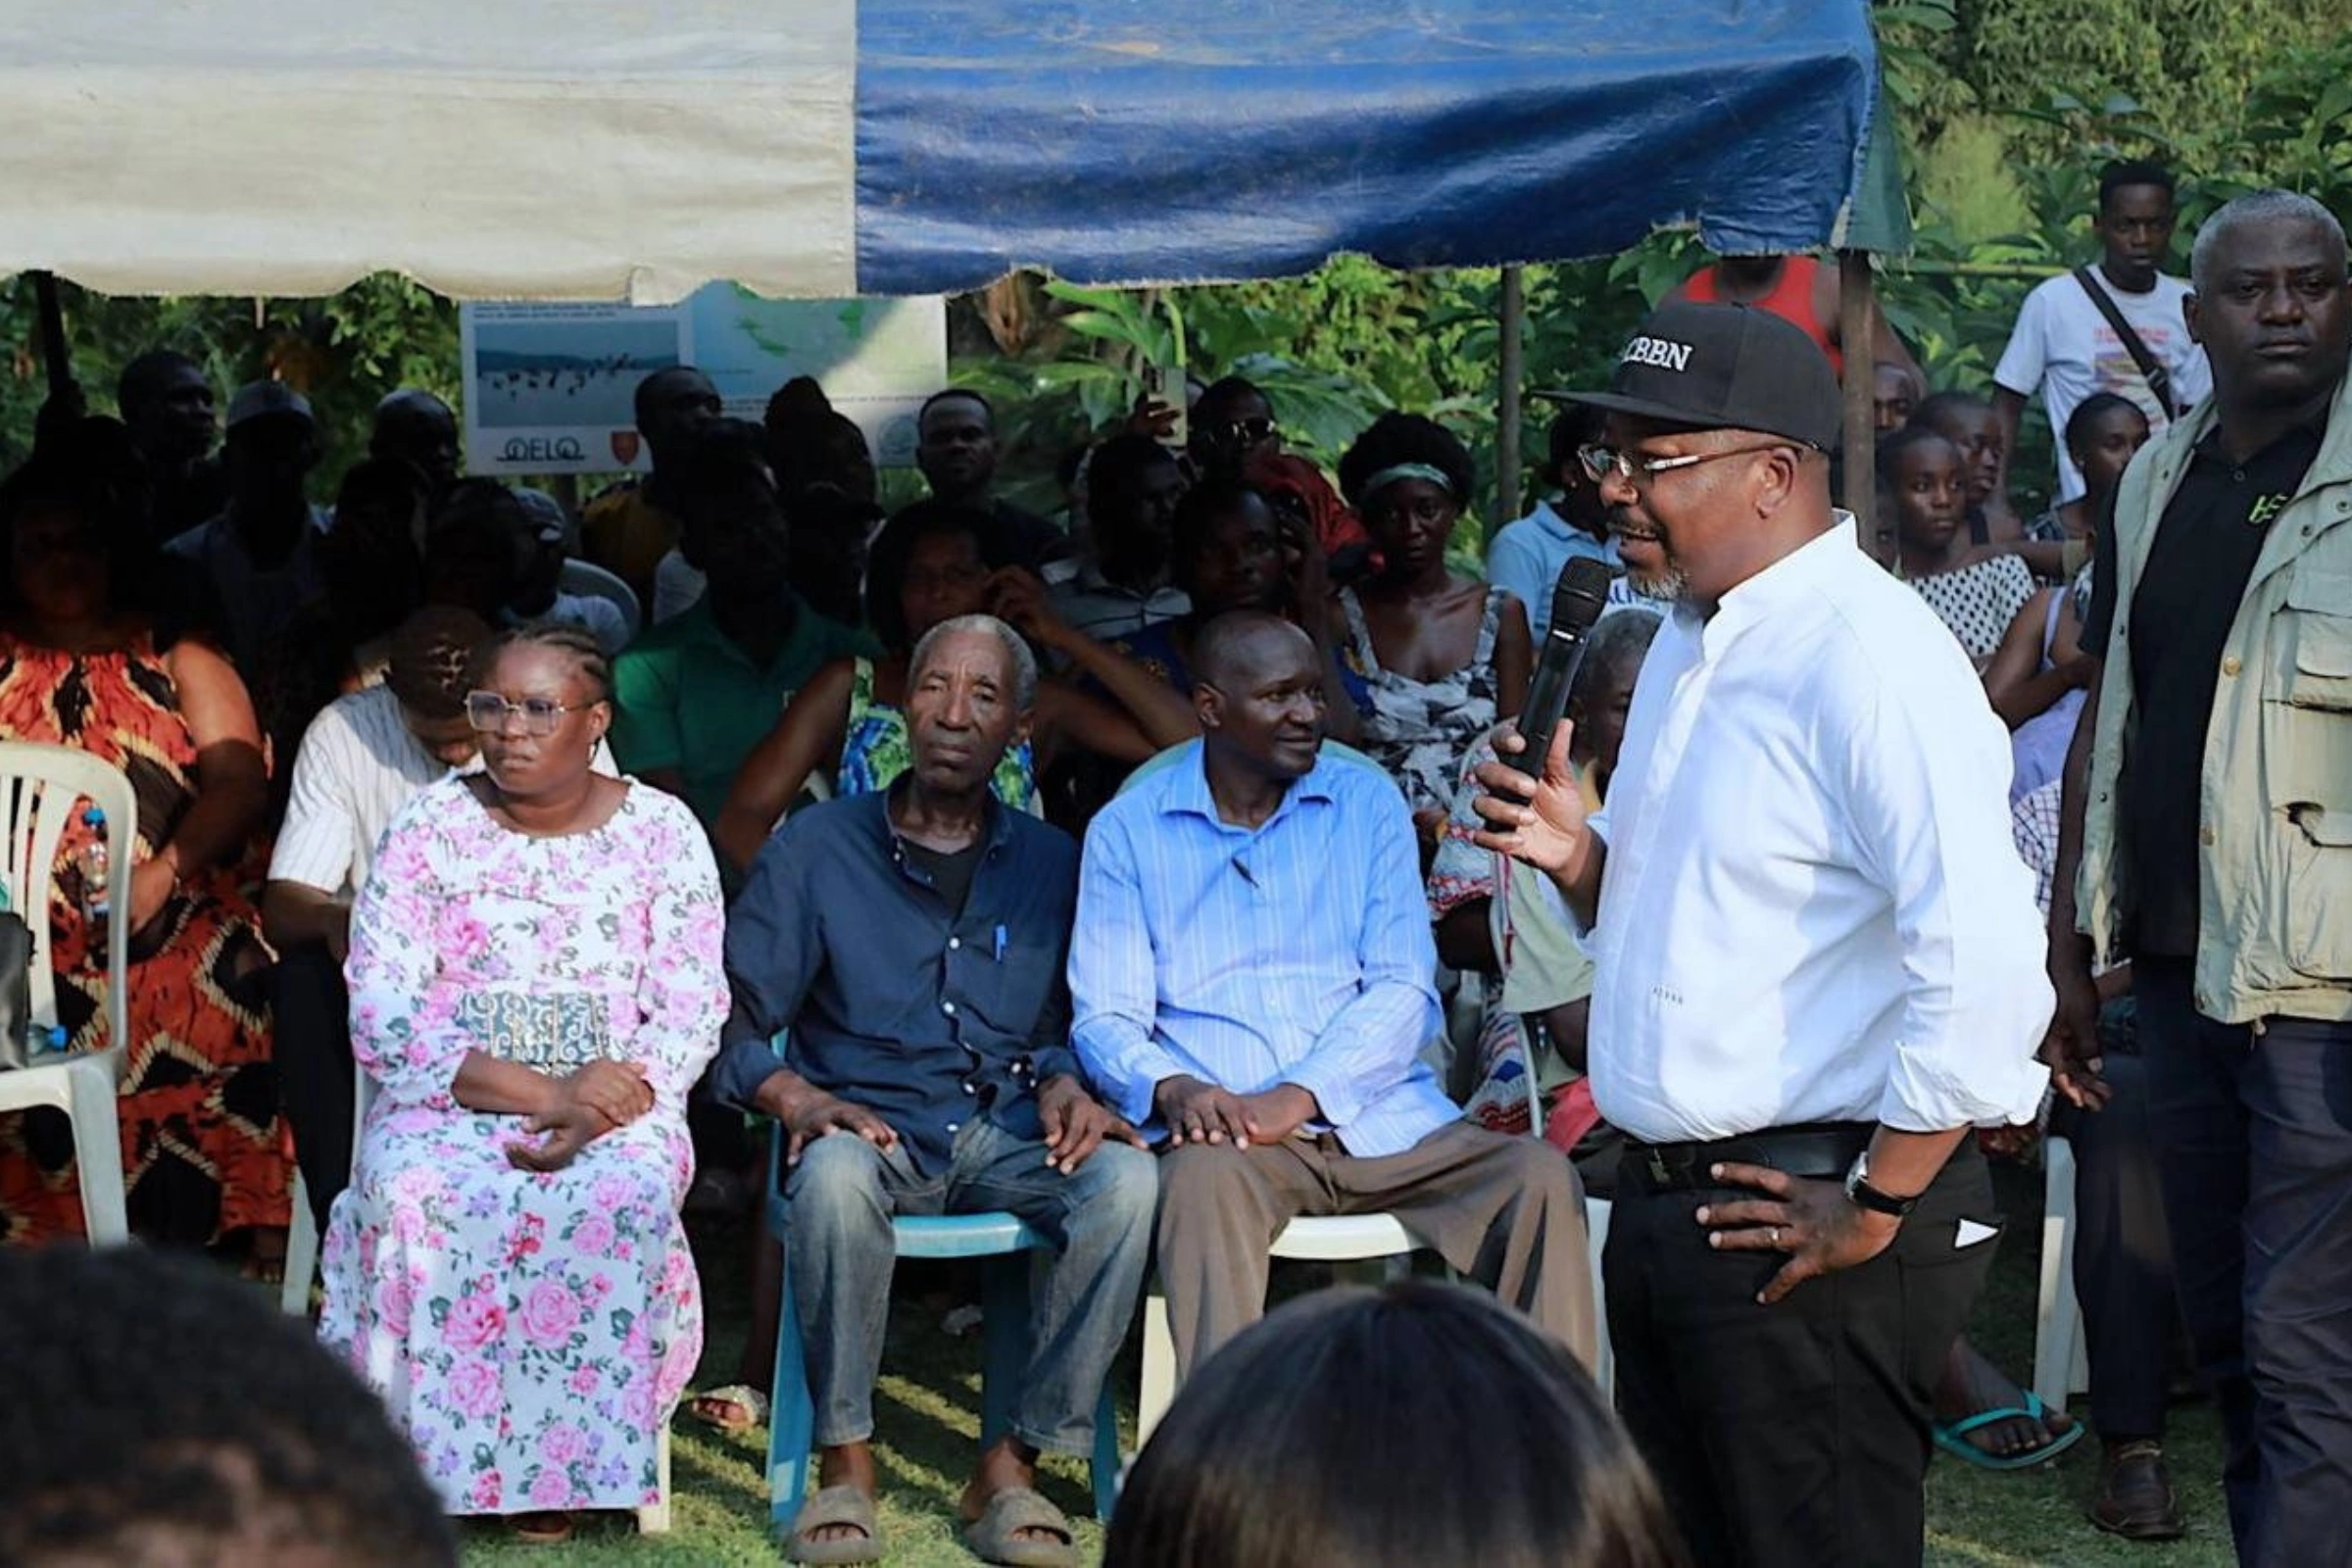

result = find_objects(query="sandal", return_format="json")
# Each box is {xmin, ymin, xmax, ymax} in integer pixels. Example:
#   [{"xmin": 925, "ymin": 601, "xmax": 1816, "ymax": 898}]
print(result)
[
  {"xmin": 682, "ymin": 1383, "xmax": 770, "ymax": 1435},
  {"xmin": 510, "ymin": 1510, "xmax": 574, "ymax": 1544},
  {"xmin": 1933, "ymin": 1391, "xmax": 2086, "ymax": 1472},
  {"xmin": 962, "ymin": 1486, "xmax": 1078, "ymax": 1568},
  {"xmin": 788, "ymin": 1485, "xmax": 883, "ymax": 1566}
]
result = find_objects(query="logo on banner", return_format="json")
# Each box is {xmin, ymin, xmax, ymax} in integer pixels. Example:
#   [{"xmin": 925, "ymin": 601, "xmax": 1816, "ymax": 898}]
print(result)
[{"xmin": 610, "ymin": 430, "xmax": 642, "ymax": 466}]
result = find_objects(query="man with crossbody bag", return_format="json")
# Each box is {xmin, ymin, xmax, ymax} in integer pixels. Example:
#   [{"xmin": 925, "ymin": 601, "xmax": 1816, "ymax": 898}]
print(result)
[{"xmin": 1995, "ymin": 160, "xmax": 2213, "ymax": 512}]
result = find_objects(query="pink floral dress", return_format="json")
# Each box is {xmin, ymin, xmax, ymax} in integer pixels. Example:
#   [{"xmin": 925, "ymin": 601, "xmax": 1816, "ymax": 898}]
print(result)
[{"xmin": 318, "ymin": 778, "xmax": 727, "ymax": 1517}]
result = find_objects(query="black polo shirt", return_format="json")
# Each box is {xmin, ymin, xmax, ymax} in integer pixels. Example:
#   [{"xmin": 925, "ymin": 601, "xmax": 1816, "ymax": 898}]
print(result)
[{"xmin": 2084, "ymin": 421, "xmax": 2324, "ymax": 957}]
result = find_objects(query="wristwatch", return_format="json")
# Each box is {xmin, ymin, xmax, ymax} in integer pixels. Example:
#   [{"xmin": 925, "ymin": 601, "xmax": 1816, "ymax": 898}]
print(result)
[{"xmin": 1843, "ymin": 1150, "xmax": 1920, "ymax": 1219}]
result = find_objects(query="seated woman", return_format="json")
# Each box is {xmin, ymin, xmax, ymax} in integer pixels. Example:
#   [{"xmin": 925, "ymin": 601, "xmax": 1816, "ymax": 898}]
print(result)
[
  {"xmin": 1879, "ymin": 426, "xmax": 2037, "ymax": 670},
  {"xmin": 2022, "ymin": 394, "xmax": 2151, "ymax": 553},
  {"xmin": 318, "ymin": 624, "xmax": 727, "ymax": 1542},
  {"xmin": 711, "ymin": 500, "xmax": 1193, "ymax": 875},
  {"xmin": 1331, "ymin": 414, "xmax": 1531, "ymax": 835},
  {"xmin": 1986, "ymin": 396, "xmax": 2150, "ymax": 803},
  {"xmin": 1104, "ymin": 478, "xmax": 1362, "ymax": 739},
  {"xmin": 0, "ymin": 432, "xmax": 289, "ymax": 1261}
]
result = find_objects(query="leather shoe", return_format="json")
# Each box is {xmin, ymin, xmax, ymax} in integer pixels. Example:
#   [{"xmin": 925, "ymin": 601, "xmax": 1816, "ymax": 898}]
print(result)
[{"xmin": 2089, "ymin": 1440, "xmax": 2184, "ymax": 1541}]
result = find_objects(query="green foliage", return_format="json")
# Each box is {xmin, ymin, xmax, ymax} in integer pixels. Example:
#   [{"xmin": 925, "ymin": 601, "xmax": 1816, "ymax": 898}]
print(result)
[{"xmin": 0, "ymin": 272, "xmax": 459, "ymax": 493}]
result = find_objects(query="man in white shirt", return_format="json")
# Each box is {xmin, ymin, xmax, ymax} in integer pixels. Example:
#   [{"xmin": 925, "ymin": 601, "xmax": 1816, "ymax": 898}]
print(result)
[
  {"xmin": 1993, "ymin": 161, "xmax": 2212, "ymax": 505},
  {"xmin": 1476, "ymin": 301, "xmax": 2052, "ymax": 1568},
  {"xmin": 265, "ymin": 607, "xmax": 492, "ymax": 1230}
]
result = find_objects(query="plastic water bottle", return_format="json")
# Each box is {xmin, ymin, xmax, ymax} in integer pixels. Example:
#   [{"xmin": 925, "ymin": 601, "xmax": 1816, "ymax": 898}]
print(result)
[{"xmin": 75, "ymin": 808, "xmax": 110, "ymax": 966}]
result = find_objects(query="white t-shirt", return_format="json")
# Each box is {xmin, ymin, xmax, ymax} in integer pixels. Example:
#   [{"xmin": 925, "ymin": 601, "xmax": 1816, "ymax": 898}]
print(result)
[{"xmin": 1994, "ymin": 265, "xmax": 2210, "ymax": 503}]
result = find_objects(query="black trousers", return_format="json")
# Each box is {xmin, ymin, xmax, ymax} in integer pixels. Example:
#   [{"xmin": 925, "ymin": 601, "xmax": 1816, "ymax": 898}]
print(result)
[
  {"xmin": 270, "ymin": 940, "xmax": 353, "ymax": 1234},
  {"xmin": 2049, "ymin": 1028, "xmax": 2179, "ymax": 1443},
  {"xmin": 2136, "ymin": 957, "xmax": 2352, "ymax": 1567},
  {"xmin": 1608, "ymin": 1139, "xmax": 1997, "ymax": 1568}
]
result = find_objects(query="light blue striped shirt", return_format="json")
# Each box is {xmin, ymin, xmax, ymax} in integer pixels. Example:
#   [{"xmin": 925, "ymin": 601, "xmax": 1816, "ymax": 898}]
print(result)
[{"xmin": 1070, "ymin": 740, "xmax": 1453, "ymax": 1158}]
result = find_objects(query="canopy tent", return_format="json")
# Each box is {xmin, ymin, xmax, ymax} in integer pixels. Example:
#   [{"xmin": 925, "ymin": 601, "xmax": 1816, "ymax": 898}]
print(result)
[{"xmin": 0, "ymin": 0, "xmax": 1885, "ymax": 305}]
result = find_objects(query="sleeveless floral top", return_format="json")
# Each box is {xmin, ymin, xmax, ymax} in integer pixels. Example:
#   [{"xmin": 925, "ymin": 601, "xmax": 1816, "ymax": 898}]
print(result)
[
  {"xmin": 836, "ymin": 657, "xmax": 1041, "ymax": 814},
  {"xmin": 1337, "ymin": 584, "xmax": 1506, "ymax": 815}
]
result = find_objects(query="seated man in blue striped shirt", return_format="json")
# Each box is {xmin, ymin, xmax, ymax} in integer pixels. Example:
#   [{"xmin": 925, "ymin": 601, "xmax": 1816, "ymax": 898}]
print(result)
[{"xmin": 1071, "ymin": 612, "xmax": 1596, "ymax": 1380}]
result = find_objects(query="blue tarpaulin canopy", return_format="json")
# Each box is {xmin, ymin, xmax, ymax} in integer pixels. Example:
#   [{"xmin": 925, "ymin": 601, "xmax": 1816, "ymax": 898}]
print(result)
[
  {"xmin": 858, "ymin": 2, "xmax": 1885, "ymax": 296},
  {"xmin": 0, "ymin": 0, "xmax": 1882, "ymax": 302}
]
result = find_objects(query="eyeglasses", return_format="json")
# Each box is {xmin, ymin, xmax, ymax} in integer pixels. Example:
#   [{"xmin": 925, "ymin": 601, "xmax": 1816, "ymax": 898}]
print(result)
[
  {"xmin": 464, "ymin": 693, "xmax": 590, "ymax": 736},
  {"xmin": 1577, "ymin": 441, "xmax": 1793, "ymax": 485}
]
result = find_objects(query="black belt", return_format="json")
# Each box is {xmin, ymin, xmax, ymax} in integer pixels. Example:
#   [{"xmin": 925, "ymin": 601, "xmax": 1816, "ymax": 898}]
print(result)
[{"xmin": 1621, "ymin": 1121, "xmax": 1873, "ymax": 1194}]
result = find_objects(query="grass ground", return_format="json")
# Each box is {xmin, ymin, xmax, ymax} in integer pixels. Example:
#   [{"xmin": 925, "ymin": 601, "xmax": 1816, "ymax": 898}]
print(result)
[{"xmin": 455, "ymin": 1161, "xmax": 2232, "ymax": 1566}]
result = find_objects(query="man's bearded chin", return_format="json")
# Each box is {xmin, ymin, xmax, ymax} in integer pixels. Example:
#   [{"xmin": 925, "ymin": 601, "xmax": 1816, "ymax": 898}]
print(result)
[{"xmin": 1611, "ymin": 516, "xmax": 1690, "ymax": 604}]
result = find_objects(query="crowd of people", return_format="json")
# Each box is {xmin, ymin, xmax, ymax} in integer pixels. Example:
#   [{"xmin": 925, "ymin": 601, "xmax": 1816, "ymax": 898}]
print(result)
[{"xmin": 0, "ymin": 167, "xmax": 2345, "ymax": 1568}]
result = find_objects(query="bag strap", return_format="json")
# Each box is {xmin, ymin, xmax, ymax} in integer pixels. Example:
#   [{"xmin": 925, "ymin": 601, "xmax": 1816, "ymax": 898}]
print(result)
[{"xmin": 2073, "ymin": 267, "xmax": 2181, "ymax": 418}]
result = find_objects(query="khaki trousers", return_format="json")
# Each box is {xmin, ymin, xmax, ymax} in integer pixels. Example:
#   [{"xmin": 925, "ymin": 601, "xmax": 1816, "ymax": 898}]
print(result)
[{"xmin": 1153, "ymin": 1119, "xmax": 1596, "ymax": 1378}]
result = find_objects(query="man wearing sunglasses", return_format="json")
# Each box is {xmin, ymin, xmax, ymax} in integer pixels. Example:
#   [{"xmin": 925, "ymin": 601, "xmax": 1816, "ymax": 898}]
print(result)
[
  {"xmin": 1476, "ymin": 300, "xmax": 2051, "ymax": 1568},
  {"xmin": 1187, "ymin": 376, "xmax": 1283, "ymax": 481}
]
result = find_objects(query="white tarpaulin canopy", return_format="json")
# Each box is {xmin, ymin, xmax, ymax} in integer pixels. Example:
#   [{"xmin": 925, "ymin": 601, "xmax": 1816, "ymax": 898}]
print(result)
[{"xmin": 0, "ymin": 1, "xmax": 858, "ymax": 303}]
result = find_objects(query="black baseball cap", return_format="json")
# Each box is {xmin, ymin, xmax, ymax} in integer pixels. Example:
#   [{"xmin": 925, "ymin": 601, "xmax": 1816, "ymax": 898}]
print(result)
[{"xmin": 1542, "ymin": 301, "xmax": 1842, "ymax": 452}]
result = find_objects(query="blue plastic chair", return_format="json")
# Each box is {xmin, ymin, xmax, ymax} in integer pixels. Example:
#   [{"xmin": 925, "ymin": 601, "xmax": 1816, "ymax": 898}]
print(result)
[{"xmin": 762, "ymin": 1129, "xmax": 1123, "ymax": 1532}]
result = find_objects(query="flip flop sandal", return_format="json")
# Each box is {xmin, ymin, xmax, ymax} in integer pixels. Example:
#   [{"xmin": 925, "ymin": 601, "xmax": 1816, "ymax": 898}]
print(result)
[
  {"xmin": 788, "ymin": 1485, "xmax": 884, "ymax": 1566},
  {"xmin": 1933, "ymin": 1391, "xmax": 2087, "ymax": 1472},
  {"xmin": 682, "ymin": 1383, "xmax": 770, "ymax": 1435},
  {"xmin": 962, "ymin": 1486, "xmax": 1079, "ymax": 1568}
]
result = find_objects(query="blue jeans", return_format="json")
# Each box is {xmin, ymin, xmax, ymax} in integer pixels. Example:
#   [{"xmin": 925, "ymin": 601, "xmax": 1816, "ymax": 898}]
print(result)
[
  {"xmin": 783, "ymin": 1117, "xmax": 1156, "ymax": 1455},
  {"xmin": 2137, "ymin": 957, "xmax": 2352, "ymax": 1566}
]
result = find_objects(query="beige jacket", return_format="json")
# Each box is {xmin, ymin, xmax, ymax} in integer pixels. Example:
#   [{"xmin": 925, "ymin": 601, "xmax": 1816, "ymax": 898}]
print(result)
[{"xmin": 2079, "ymin": 373, "xmax": 2352, "ymax": 1023}]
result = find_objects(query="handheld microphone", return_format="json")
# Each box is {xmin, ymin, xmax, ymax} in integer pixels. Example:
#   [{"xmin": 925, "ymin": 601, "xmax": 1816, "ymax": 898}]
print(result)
[{"xmin": 1507, "ymin": 556, "xmax": 1615, "ymax": 775}]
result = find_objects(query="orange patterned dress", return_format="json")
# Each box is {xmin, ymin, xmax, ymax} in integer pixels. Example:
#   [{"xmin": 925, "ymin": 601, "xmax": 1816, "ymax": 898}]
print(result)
[{"xmin": 0, "ymin": 630, "xmax": 290, "ymax": 1248}]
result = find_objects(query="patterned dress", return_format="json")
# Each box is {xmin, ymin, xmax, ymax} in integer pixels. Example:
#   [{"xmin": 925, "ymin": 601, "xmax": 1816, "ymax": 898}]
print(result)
[
  {"xmin": 1910, "ymin": 554, "xmax": 2038, "ymax": 666},
  {"xmin": 837, "ymin": 656, "xmax": 1040, "ymax": 814},
  {"xmin": 0, "ymin": 631, "xmax": 288, "ymax": 1248},
  {"xmin": 318, "ymin": 778, "xmax": 727, "ymax": 1517},
  {"xmin": 1337, "ymin": 585, "xmax": 1506, "ymax": 814}
]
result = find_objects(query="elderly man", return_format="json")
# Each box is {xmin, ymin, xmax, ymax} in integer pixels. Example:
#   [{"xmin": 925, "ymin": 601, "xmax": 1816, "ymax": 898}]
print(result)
[
  {"xmin": 1475, "ymin": 301, "xmax": 2051, "ymax": 1568},
  {"xmin": 716, "ymin": 613, "xmax": 1154, "ymax": 1568},
  {"xmin": 1071, "ymin": 611, "xmax": 1592, "ymax": 1383},
  {"xmin": 2047, "ymin": 190, "xmax": 2352, "ymax": 1566}
]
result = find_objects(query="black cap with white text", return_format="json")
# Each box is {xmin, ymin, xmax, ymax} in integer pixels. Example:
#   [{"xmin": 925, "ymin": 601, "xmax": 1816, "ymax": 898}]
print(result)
[{"xmin": 1546, "ymin": 301, "xmax": 1842, "ymax": 451}]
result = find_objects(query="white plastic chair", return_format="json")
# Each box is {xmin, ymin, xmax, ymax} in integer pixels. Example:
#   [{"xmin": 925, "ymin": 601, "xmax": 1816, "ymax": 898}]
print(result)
[
  {"xmin": 1135, "ymin": 1046, "xmax": 1614, "ymax": 1443},
  {"xmin": 0, "ymin": 744, "xmax": 134, "ymax": 1245},
  {"xmin": 2032, "ymin": 1135, "xmax": 2090, "ymax": 1412},
  {"xmin": 279, "ymin": 1070, "xmax": 674, "ymax": 1534},
  {"xmin": 280, "ymin": 1071, "xmax": 371, "ymax": 1315},
  {"xmin": 558, "ymin": 558, "xmax": 642, "ymax": 647}
]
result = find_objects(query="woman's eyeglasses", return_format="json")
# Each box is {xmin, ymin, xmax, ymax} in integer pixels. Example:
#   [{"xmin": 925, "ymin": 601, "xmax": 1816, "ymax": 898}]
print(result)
[{"xmin": 464, "ymin": 693, "xmax": 588, "ymax": 736}]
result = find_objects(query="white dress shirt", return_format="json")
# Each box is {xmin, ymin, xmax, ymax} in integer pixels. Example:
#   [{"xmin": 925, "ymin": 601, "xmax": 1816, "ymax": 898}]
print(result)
[{"xmin": 1582, "ymin": 518, "xmax": 2051, "ymax": 1144}]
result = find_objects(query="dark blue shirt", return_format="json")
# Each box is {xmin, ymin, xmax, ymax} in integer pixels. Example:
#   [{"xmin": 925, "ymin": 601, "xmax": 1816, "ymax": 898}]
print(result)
[{"xmin": 713, "ymin": 784, "xmax": 1083, "ymax": 1173}]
